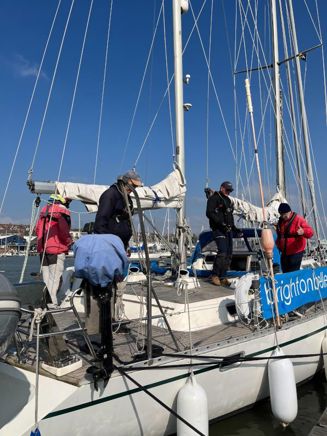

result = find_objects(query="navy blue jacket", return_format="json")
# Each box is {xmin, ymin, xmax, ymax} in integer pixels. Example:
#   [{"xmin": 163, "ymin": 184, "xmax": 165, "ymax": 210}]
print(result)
[
  {"xmin": 94, "ymin": 183, "xmax": 133, "ymax": 248},
  {"xmin": 206, "ymin": 191, "xmax": 236, "ymax": 233}
]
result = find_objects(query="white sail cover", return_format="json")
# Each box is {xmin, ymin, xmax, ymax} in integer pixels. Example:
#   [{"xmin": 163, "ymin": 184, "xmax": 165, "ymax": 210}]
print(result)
[
  {"xmin": 231, "ymin": 192, "xmax": 286, "ymax": 224},
  {"xmin": 56, "ymin": 169, "xmax": 185, "ymax": 212}
]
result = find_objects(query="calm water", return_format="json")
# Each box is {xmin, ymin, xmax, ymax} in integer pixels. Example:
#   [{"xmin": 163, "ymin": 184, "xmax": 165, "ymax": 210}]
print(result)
[{"xmin": 1, "ymin": 256, "xmax": 326, "ymax": 435}]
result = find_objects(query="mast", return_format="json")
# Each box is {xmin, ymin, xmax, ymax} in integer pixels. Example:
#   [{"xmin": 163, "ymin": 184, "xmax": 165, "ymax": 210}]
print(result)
[
  {"xmin": 287, "ymin": 0, "xmax": 320, "ymax": 240},
  {"xmin": 270, "ymin": 0, "xmax": 285, "ymax": 197},
  {"xmin": 172, "ymin": 0, "xmax": 187, "ymax": 269},
  {"xmin": 278, "ymin": 0, "xmax": 306, "ymax": 217}
]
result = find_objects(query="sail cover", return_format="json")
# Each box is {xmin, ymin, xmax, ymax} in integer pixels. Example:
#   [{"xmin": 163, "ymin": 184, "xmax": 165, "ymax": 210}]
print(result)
[
  {"xmin": 55, "ymin": 169, "xmax": 185, "ymax": 212},
  {"xmin": 231, "ymin": 192, "xmax": 286, "ymax": 224}
]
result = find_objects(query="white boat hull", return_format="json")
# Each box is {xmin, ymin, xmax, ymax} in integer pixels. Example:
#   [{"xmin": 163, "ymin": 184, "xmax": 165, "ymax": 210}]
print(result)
[{"xmin": 1, "ymin": 313, "xmax": 324, "ymax": 436}]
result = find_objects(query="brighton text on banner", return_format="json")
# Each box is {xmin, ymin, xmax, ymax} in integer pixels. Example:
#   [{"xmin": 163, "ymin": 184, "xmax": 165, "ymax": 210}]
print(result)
[{"xmin": 259, "ymin": 267, "xmax": 327, "ymax": 319}]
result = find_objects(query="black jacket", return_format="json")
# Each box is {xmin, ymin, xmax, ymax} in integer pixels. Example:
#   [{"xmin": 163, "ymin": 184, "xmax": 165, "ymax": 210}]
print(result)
[
  {"xmin": 206, "ymin": 191, "xmax": 236, "ymax": 233},
  {"xmin": 94, "ymin": 183, "xmax": 133, "ymax": 247}
]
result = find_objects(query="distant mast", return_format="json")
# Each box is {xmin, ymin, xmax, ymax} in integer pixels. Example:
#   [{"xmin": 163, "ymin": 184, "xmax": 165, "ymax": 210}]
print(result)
[
  {"xmin": 270, "ymin": 0, "xmax": 285, "ymax": 197},
  {"xmin": 172, "ymin": 0, "xmax": 188, "ymax": 268},
  {"xmin": 287, "ymin": 0, "xmax": 320, "ymax": 240}
]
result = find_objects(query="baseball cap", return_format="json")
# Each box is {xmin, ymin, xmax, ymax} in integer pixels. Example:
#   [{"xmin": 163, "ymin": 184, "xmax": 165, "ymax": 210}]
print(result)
[{"xmin": 221, "ymin": 181, "xmax": 234, "ymax": 192}]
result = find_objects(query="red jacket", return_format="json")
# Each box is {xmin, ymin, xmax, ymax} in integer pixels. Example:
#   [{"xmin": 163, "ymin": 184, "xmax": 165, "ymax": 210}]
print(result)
[
  {"xmin": 36, "ymin": 203, "xmax": 72, "ymax": 255},
  {"xmin": 276, "ymin": 212, "xmax": 314, "ymax": 256}
]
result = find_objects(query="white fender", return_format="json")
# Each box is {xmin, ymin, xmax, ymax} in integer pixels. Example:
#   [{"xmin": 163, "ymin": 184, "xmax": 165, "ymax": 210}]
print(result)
[
  {"xmin": 268, "ymin": 348, "xmax": 298, "ymax": 426},
  {"xmin": 234, "ymin": 273, "xmax": 254, "ymax": 320},
  {"xmin": 321, "ymin": 335, "xmax": 327, "ymax": 380},
  {"xmin": 177, "ymin": 373, "xmax": 208, "ymax": 436}
]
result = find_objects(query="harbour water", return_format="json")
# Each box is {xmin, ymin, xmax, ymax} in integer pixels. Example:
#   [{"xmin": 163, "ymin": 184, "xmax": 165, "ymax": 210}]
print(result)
[{"xmin": 1, "ymin": 255, "xmax": 326, "ymax": 435}]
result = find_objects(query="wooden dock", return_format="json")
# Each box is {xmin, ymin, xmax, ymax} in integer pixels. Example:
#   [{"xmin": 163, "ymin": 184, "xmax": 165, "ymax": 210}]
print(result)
[{"xmin": 308, "ymin": 408, "xmax": 327, "ymax": 435}]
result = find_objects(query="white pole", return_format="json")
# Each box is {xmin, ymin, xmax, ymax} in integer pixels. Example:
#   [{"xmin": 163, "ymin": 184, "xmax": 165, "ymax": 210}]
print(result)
[
  {"xmin": 173, "ymin": 0, "xmax": 187, "ymax": 268},
  {"xmin": 270, "ymin": 0, "xmax": 285, "ymax": 197}
]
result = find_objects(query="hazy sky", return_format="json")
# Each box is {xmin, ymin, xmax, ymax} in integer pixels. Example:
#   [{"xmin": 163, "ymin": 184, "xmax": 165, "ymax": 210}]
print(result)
[{"xmin": 0, "ymin": 0, "xmax": 326, "ymax": 236}]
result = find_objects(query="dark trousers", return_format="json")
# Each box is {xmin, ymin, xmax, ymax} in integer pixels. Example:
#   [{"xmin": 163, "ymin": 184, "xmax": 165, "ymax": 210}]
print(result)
[
  {"xmin": 281, "ymin": 251, "xmax": 304, "ymax": 273},
  {"xmin": 212, "ymin": 229, "xmax": 233, "ymax": 278}
]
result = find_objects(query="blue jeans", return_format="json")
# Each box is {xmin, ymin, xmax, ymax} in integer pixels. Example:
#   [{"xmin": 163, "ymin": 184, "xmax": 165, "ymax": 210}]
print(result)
[{"xmin": 212, "ymin": 229, "xmax": 233, "ymax": 278}]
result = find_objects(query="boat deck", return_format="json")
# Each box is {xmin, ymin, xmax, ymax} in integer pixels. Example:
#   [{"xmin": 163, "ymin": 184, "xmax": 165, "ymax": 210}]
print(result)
[
  {"xmin": 7, "ymin": 313, "xmax": 251, "ymax": 387},
  {"xmin": 6, "ymin": 277, "xmax": 255, "ymax": 387},
  {"xmin": 5, "ymin": 277, "xmax": 321, "ymax": 388},
  {"xmin": 126, "ymin": 275, "xmax": 234, "ymax": 303}
]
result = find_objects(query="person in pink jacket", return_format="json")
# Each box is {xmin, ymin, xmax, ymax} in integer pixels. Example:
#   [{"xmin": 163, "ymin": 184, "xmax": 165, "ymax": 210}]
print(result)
[
  {"xmin": 275, "ymin": 203, "xmax": 314, "ymax": 273},
  {"xmin": 35, "ymin": 194, "xmax": 72, "ymax": 305}
]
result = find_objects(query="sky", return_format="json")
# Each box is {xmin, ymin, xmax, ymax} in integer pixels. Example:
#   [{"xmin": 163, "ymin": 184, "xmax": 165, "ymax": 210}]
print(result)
[{"xmin": 0, "ymin": 0, "xmax": 326, "ymax": 237}]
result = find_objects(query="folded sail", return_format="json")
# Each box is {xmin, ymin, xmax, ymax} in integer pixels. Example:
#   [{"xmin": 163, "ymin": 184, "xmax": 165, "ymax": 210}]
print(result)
[
  {"xmin": 55, "ymin": 169, "xmax": 186, "ymax": 212},
  {"xmin": 231, "ymin": 192, "xmax": 286, "ymax": 223}
]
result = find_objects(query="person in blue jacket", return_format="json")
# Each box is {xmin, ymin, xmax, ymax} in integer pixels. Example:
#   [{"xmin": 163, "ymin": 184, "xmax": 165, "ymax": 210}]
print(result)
[{"xmin": 94, "ymin": 170, "xmax": 143, "ymax": 249}]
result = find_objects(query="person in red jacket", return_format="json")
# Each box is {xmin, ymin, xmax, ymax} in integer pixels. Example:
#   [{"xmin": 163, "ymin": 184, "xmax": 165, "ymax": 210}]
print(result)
[
  {"xmin": 35, "ymin": 194, "xmax": 72, "ymax": 306},
  {"xmin": 275, "ymin": 203, "xmax": 314, "ymax": 273}
]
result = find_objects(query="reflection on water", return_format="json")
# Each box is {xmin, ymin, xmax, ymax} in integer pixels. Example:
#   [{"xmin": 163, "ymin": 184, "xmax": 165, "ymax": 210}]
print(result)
[{"xmin": 1, "ymin": 256, "xmax": 326, "ymax": 435}]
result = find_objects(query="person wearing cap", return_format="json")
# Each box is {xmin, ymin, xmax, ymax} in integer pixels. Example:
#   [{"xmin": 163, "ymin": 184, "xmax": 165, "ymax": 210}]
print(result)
[
  {"xmin": 94, "ymin": 170, "xmax": 143, "ymax": 249},
  {"xmin": 206, "ymin": 181, "xmax": 242, "ymax": 286},
  {"xmin": 275, "ymin": 203, "xmax": 314, "ymax": 273},
  {"xmin": 35, "ymin": 194, "xmax": 73, "ymax": 306}
]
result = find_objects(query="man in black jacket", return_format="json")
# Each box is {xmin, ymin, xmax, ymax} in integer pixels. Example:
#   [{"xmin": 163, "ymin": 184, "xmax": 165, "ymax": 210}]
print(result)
[
  {"xmin": 94, "ymin": 170, "xmax": 142, "ymax": 249},
  {"xmin": 206, "ymin": 181, "xmax": 241, "ymax": 286}
]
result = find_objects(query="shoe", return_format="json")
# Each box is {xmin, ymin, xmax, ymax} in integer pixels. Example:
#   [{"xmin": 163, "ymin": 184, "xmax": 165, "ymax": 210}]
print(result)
[
  {"xmin": 211, "ymin": 275, "xmax": 221, "ymax": 286},
  {"xmin": 220, "ymin": 278, "xmax": 231, "ymax": 286}
]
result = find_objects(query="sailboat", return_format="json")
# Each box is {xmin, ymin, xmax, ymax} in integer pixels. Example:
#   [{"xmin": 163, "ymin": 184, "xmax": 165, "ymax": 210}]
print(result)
[{"xmin": 0, "ymin": 0, "xmax": 327, "ymax": 435}]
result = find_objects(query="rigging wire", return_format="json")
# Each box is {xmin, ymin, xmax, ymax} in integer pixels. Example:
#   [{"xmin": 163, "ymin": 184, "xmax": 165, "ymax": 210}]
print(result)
[
  {"xmin": 234, "ymin": 1, "xmax": 267, "ymax": 201},
  {"xmin": 189, "ymin": 1, "xmax": 236, "ymax": 162},
  {"xmin": 204, "ymin": 0, "xmax": 213, "ymax": 189},
  {"xmin": 115, "ymin": 366, "xmax": 205, "ymax": 436},
  {"xmin": 258, "ymin": 1, "xmax": 273, "ymax": 200},
  {"xmin": 30, "ymin": 0, "xmax": 76, "ymax": 172},
  {"xmin": 235, "ymin": 1, "xmax": 252, "ymax": 199},
  {"xmin": 222, "ymin": 0, "xmax": 241, "ymax": 194},
  {"xmin": 0, "ymin": 0, "xmax": 62, "ymax": 215},
  {"xmin": 119, "ymin": 0, "xmax": 164, "ymax": 172},
  {"xmin": 237, "ymin": 0, "xmax": 277, "ymax": 118},
  {"xmin": 134, "ymin": 1, "xmax": 207, "ymax": 169},
  {"xmin": 57, "ymin": 0, "xmax": 94, "ymax": 182},
  {"xmin": 279, "ymin": 0, "xmax": 306, "ymax": 215},
  {"xmin": 303, "ymin": 0, "xmax": 321, "ymax": 42},
  {"xmin": 93, "ymin": 0, "xmax": 114, "ymax": 184},
  {"xmin": 314, "ymin": 0, "xmax": 327, "ymax": 126}
]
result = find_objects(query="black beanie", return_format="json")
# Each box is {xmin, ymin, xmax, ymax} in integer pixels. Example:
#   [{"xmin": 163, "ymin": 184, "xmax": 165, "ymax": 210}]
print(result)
[{"xmin": 278, "ymin": 203, "xmax": 291, "ymax": 214}]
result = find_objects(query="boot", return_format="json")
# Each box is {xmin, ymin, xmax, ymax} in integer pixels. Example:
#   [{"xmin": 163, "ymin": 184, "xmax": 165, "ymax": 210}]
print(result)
[
  {"xmin": 211, "ymin": 275, "xmax": 221, "ymax": 286},
  {"xmin": 220, "ymin": 278, "xmax": 231, "ymax": 286}
]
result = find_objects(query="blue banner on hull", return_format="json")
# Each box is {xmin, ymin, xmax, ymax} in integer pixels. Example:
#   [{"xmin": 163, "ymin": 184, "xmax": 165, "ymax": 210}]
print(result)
[{"xmin": 259, "ymin": 267, "xmax": 327, "ymax": 319}]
